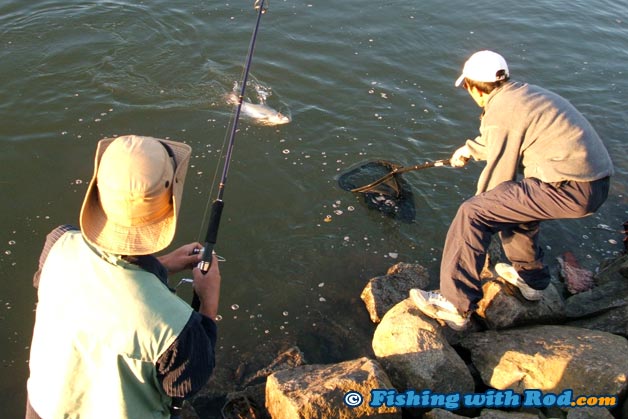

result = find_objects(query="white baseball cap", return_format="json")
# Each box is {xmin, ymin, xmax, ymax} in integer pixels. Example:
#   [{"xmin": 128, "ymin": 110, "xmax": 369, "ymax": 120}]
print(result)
[{"xmin": 455, "ymin": 50, "xmax": 509, "ymax": 87}]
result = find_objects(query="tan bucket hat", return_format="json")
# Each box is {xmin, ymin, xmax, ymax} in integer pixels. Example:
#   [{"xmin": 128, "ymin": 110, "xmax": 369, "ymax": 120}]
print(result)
[{"xmin": 80, "ymin": 135, "xmax": 191, "ymax": 255}]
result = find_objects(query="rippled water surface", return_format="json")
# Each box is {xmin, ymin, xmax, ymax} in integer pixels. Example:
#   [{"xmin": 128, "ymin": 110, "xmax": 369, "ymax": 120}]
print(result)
[{"xmin": 1, "ymin": 1, "xmax": 627, "ymax": 416}]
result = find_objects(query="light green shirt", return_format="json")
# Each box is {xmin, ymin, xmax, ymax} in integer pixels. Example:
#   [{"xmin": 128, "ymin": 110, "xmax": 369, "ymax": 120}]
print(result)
[{"xmin": 27, "ymin": 230, "xmax": 193, "ymax": 418}]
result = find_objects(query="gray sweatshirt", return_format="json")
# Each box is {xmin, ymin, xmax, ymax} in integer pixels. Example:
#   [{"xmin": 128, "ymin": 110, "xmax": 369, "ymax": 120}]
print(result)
[{"xmin": 465, "ymin": 81, "xmax": 614, "ymax": 194}]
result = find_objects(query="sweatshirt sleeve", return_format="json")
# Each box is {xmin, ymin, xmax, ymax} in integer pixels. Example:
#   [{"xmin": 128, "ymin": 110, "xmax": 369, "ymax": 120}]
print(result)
[
  {"xmin": 156, "ymin": 311, "xmax": 217, "ymax": 398},
  {"xmin": 467, "ymin": 123, "xmax": 520, "ymax": 194}
]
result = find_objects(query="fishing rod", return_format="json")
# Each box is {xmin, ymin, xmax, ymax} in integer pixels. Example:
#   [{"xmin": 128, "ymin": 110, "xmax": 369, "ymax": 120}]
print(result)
[{"xmin": 192, "ymin": 0, "xmax": 268, "ymax": 311}]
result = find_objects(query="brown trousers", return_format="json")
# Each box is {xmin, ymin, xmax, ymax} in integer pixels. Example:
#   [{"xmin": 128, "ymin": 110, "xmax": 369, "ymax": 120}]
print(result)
[{"xmin": 439, "ymin": 176, "xmax": 610, "ymax": 313}]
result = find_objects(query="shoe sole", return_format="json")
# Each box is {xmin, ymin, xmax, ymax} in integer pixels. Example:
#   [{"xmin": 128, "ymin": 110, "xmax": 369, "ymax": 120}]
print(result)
[
  {"xmin": 495, "ymin": 263, "xmax": 543, "ymax": 301},
  {"xmin": 409, "ymin": 289, "xmax": 469, "ymax": 330},
  {"xmin": 409, "ymin": 289, "xmax": 440, "ymax": 317}
]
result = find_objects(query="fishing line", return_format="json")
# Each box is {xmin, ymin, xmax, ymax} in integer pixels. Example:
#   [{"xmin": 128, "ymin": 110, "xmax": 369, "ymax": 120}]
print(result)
[
  {"xmin": 196, "ymin": 6, "xmax": 266, "ymax": 245},
  {"xmin": 196, "ymin": 99, "xmax": 239, "ymax": 244},
  {"xmin": 192, "ymin": 0, "xmax": 268, "ymax": 311},
  {"xmin": 171, "ymin": 5, "xmax": 268, "ymax": 412}
]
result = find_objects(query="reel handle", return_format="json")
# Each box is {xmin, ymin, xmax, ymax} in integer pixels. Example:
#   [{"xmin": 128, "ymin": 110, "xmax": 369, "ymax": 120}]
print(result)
[
  {"xmin": 190, "ymin": 245, "xmax": 215, "ymax": 311},
  {"xmin": 191, "ymin": 246, "xmax": 216, "ymax": 273},
  {"xmin": 196, "ymin": 243, "xmax": 216, "ymax": 274}
]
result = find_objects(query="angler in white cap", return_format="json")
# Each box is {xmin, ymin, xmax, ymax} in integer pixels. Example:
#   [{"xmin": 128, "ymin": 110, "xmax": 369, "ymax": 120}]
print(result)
[
  {"xmin": 411, "ymin": 50, "xmax": 614, "ymax": 330},
  {"xmin": 26, "ymin": 135, "xmax": 222, "ymax": 419}
]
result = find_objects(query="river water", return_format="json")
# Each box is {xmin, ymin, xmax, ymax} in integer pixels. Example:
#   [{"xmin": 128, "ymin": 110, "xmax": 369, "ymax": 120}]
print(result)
[{"xmin": 1, "ymin": 0, "xmax": 627, "ymax": 416}]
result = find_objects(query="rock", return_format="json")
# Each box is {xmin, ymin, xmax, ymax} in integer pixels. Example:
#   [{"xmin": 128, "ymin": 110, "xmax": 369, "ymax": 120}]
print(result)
[
  {"xmin": 475, "ymin": 278, "xmax": 566, "ymax": 329},
  {"xmin": 372, "ymin": 298, "xmax": 474, "ymax": 393},
  {"xmin": 221, "ymin": 384, "xmax": 268, "ymax": 419},
  {"xmin": 180, "ymin": 400, "xmax": 200, "ymax": 419},
  {"xmin": 295, "ymin": 308, "xmax": 376, "ymax": 364},
  {"xmin": 564, "ymin": 406, "xmax": 615, "ymax": 418},
  {"xmin": 566, "ymin": 304, "xmax": 628, "ymax": 337},
  {"xmin": 190, "ymin": 252, "xmax": 628, "ymax": 419},
  {"xmin": 564, "ymin": 252, "xmax": 628, "ymax": 338},
  {"xmin": 596, "ymin": 253, "xmax": 628, "ymax": 285},
  {"xmin": 385, "ymin": 262, "xmax": 431, "ymax": 281},
  {"xmin": 361, "ymin": 263, "xmax": 430, "ymax": 323},
  {"xmin": 265, "ymin": 357, "xmax": 401, "ymax": 419},
  {"xmin": 424, "ymin": 408, "xmax": 540, "ymax": 418},
  {"xmin": 423, "ymin": 408, "xmax": 468, "ymax": 418},
  {"xmin": 557, "ymin": 251, "xmax": 595, "ymax": 294},
  {"xmin": 190, "ymin": 342, "xmax": 306, "ymax": 418},
  {"xmin": 240, "ymin": 346, "xmax": 307, "ymax": 388},
  {"xmin": 477, "ymin": 409, "xmax": 540, "ymax": 418},
  {"xmin": 564, "ymin": 271, "xmax": 628, "ymax": 320},
  {"xmin": 460, "ymin": 325, "xmax": 628, "ymax": 397}
]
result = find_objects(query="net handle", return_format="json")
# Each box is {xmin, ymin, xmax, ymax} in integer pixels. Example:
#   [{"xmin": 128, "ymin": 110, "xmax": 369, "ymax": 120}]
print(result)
[{"xmin": 350, "ymin": 158, "xmax": 451, "ymax": 193}]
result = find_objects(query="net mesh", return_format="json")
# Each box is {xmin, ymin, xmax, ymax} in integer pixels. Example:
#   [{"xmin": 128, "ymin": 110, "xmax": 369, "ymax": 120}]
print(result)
[{"xmin": 338, "ymin": 161, "xmax": 415, "ymax": 223}]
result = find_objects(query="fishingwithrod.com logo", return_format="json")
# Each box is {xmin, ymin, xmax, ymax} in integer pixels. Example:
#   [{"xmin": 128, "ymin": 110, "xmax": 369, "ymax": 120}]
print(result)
[{"xmin": 343, "ymin": 388, "xmax": 617, "ymax": 410}]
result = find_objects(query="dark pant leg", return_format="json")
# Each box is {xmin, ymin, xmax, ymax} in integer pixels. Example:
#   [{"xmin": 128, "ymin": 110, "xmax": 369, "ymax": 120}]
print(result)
[
  {"xmin": 440, "ymin": 176, "xmax": 609, "ymax": 313},
  {"xmin": 439, "ymin": 199, "xmax": 492, "ymax": 314},
  {"xmin": 499, "ymin": 221, "xmax": 550, "ymax": 289},
  {"xmin": 500, "ymin": 177, "xmax": 609, "ymax": 288}
]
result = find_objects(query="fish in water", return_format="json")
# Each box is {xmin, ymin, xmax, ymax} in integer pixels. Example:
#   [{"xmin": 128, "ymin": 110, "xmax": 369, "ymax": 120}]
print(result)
[{"xmin": 226, "ymin": 92, "xmax": 291, "ymax": 126}]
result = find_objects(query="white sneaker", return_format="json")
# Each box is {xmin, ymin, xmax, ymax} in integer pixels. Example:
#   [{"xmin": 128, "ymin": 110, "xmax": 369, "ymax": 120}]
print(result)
[
  {"xmin": 495, "ymin": 263, "xmax": 544, "ymax": 301},
  {"xmin": 409, "ymin": 289, "xmax": 469, "ymax": 331}
]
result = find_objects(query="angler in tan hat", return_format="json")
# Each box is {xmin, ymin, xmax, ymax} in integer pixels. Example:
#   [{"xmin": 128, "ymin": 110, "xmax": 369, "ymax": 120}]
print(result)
[
  {"xmin": 80, "ymin": 135, "xmax": 191, "ymax": 255},
  {"xmin": 410, "ymin": 50, "xmax": 613, "ymax": 331},
  {"xmin": 26, "ymin": 135, "xmax": 222, "ymax": 419}
]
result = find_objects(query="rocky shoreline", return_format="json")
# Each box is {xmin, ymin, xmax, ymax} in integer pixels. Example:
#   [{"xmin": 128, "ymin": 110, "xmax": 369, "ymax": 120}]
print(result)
[{"xmin": 184, "ymin": 247, "xmax": 628, "ymax": 419}]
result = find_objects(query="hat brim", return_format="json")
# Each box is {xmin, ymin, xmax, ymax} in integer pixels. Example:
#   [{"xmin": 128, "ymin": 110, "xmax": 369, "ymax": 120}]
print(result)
[
  {"xmin": 454, "ymin": 74, "xmax": 465, "ymax": 87},
  {"xmin": 80, "ymin": 136, "xmax": 191, "ymax": 255}
]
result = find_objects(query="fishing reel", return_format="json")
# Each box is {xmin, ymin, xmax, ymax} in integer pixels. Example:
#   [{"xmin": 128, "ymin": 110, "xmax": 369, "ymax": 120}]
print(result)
[
  {"xmin": 176, "ymin": 249, "xmax": 226, "ymax": 288},
  {"xmin": 191, "ymin": 247, "xmax": 226, "ymax": 263}
]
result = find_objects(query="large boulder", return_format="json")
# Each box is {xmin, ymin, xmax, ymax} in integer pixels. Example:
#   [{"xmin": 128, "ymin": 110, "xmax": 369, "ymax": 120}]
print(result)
[
  {"xmin": 475, "ymin": 279, "xmax": 566, "ymax": 329},
  {"xmin": 566, "ymin": 304, "xmax": 628, "ymax": 337},
  {"xmin": 361, "ymin": 263, "xmax": 430, "ymax": 323},
  {"xmin": 423, "ymin": 408, "xmax": 540, "ymax": 418},
  {"xmin": 460, "ymin": 325, "xmax": 628, "ymax": 397},
  {"xmin": 265, "ymin": 357, "xmax": 401, "ymax": 419},
  {"xmin": 372, "ymin": 298, "xmax": 474, "ymax": 393},
  {"xmin": 564, "ymin": 253, "xmax": 628, "ymax": 337},
  {"xmin": 564, "ymin": 407, "xmax": 615, "ymax": 418},
  {"xmin": 564, "ymin": 274, "xmax": 628, "ymax": 319}
]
